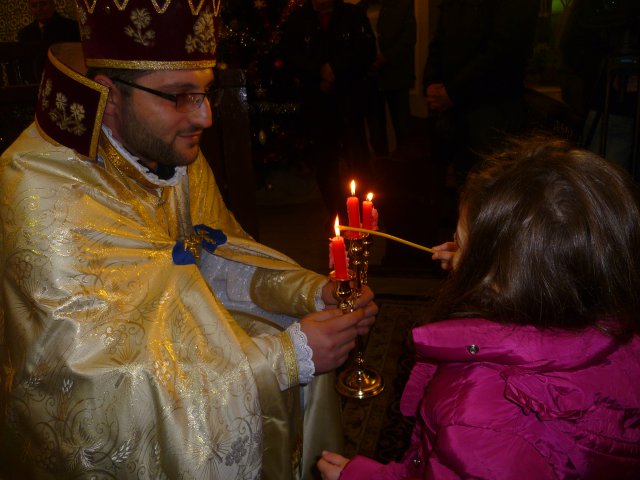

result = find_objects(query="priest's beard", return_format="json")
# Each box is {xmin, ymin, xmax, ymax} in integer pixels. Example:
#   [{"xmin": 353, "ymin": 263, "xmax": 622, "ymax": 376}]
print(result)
[{"xmin": 118, "ymin": 100, "xmax": 198, "ymax": 169}]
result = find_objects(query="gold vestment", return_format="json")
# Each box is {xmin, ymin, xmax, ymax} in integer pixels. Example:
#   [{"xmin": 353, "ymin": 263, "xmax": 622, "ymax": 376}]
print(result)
[{"xmin": 0, "ymin": 125, "xmax": 341, "ymax": 479}]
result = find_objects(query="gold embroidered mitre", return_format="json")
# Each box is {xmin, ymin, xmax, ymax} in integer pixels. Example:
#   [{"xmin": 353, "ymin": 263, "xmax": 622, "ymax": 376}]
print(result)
[{"xmin": 77, "ymin": 0, "xmax": 221, "ymax": 69}]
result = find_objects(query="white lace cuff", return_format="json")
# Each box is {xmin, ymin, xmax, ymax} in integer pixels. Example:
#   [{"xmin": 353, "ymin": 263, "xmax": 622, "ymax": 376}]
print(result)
[{"xmin": 286, "ymin": 322, "xmax": 315, "ymax": 384}]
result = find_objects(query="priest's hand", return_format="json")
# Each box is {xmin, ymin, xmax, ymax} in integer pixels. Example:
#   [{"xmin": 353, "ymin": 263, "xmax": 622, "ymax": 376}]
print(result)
[
  {"xmin": 320, "ymin": 283, "xmax": 378, "ymax": 336},
  {"xmin": 317, "ymin": 450, "xmax": 349, "ymax": 480},
  {"xmin": 321, "ymin": 283, "xmax": 374, "ymax": 308},
  {"xmin": 300, "ymin": 307, "xmax": 369, "ymax": 374},
  {"xmin": 353, "ymin": 286, "xmax": 377, "ymax": 335}
]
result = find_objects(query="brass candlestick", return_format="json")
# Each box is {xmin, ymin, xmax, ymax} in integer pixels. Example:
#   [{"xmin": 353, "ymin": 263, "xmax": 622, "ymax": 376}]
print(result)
[
  {"xmin": 335, "ymin": 233, "xmax": 384, "ymax": 399},
  {"xmin": 362, "ymin": 233, "xmax": 374, "ymax": 287},
  {"xmin": 330, "ymin": 270, "xmax": 356, "ymax": 313},
  {"xmin": 348, "ymin": 232, "xmax": 365, "ymax": 294}
]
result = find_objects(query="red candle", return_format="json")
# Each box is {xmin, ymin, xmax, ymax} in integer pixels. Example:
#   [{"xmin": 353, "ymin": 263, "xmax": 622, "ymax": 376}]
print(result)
[
  {"xmin": 362, "ymin": 192, "xmax": 374, "ymax": 230},
  {"xmin": 329, "ymin": 216, "xmax": 349, "ymax": 279},
  {"xmin": 346, "ymin": 180, "xmax": 360, "ymax": 229}
]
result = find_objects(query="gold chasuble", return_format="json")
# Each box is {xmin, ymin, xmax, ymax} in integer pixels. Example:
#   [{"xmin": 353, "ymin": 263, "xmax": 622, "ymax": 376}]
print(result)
[{"xmin": 0, "ymin": 46, "xmax": 341, "ymax": 479}]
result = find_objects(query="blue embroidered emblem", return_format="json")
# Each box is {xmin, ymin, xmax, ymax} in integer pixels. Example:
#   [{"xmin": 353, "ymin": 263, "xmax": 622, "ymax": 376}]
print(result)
[{"xmin": 172, "ymin": 224, "xmax": 227, "ymax": 265}]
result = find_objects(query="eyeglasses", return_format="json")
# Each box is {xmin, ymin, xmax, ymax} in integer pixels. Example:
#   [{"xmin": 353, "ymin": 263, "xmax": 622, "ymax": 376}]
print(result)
[{"xmin": 112, "ymin": 77, "xmax": 221, "ymax": 113}]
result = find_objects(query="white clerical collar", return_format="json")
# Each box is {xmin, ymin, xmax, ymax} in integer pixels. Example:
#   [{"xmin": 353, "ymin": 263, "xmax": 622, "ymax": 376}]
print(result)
[{"xmin": 99, "ymin": 126, "xmax": 187, "ymax": 187}]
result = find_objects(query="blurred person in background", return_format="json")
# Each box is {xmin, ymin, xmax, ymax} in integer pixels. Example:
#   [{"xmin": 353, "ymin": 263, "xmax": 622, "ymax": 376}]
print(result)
[
  {"xmin": 364, "ymin": 0, "xmax": 417, "ymax": 164},
  {"xmin": 423, "ymin": 0, "xmax": 538, "ymax": 186},
  {"xmin": 16, "ymin": 0, "xmax": 80, "ymax": 83},
  {"xmin": 559, "ymin": 0, "xmax": 640, "ymax": 175},
  {"xmin": 278, "ymin": 0, "xmax": 377, "ymax": 213},
  {"xmin": 17, "ymin": 0, "xmax": 80, "ymax": 45}
]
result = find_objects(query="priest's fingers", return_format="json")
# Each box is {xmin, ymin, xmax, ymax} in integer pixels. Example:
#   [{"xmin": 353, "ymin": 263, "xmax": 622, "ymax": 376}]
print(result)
[
  {"xmin": 360, "ymin": 299, "xmax": 378, "ymax": 318},
  {"xmin": 322, "ymin": 283, "xmax": 375, "ymax": 310},
  {"xmin": 304, "ymin": 307, "xmax": 355, "ymax": 322},
  {"xmin": 325, "ymin": 308, "xmax": 365, "ymax": 334},
  {"xmin": 320, "ymin": 281, "xmax": 338, "ymax": 306},
  {"xmin": 301, "ymin": 309, "xmax": 364, "ymax": 373},
  {"xmin": 324, "ymin": 304, "xmax": 375, "ymax": 337},
  {"xmin": 356, "ymin": 311, "xmax": 376, "ymax": 336},
  {"xmin": 353, "ymin": 285, "xmax": 375, "ymax": 309}
]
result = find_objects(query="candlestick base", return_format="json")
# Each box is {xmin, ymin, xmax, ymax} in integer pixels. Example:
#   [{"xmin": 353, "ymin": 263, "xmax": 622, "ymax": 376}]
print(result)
[{"xmin": 336, "ymin": 363, "xmax": 384, "ymax": 400}]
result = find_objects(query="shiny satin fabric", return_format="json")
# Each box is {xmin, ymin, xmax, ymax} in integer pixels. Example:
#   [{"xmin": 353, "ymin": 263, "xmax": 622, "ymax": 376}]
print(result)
[
  {"xmin": 228, "ymin": 297, "xmax": 343, "ymax": 480},
  {"xmin": 232, "ymin": 311, "xmax": 344, "ymax": 480},
  {"xmin": 0, "ymin": 126, "xmax": 337, "ymax": 479},
  {"xmin": 300, "ymin": 372, "xmax": 344, "ymax": 479}
]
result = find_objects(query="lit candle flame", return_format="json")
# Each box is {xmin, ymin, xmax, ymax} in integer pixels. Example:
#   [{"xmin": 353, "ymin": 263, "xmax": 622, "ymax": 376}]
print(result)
[
  {"xmin": 334, "ymin": 215, "xmax": 341, "ymax": 237},
  {"xmin": 350, "ymin": 180, "xmax": 356, "ymax": 196},
  {"xmin": 367, "ymin": 192, "xmax": 373, "ymax": 201}
]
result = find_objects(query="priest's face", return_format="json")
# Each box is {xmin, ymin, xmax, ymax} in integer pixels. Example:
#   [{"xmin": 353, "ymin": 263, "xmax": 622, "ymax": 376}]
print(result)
[{"xmin": 114, "ymin": 68, "xmax": 214, "ymax": 170}]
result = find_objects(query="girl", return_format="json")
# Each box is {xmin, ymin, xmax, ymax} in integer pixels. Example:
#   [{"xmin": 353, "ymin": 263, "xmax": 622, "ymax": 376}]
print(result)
[{"xmin": 318, "ymin": 137, "xmax": 640, "ymax": 479}]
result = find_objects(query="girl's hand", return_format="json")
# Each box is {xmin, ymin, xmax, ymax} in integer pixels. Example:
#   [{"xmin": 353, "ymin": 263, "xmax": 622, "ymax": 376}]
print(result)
[
  {"xmin": 317, "ymin": 450, "xmax": 350, "ymax": 480},
  {"xmin": 431, "ymin": 241, "xmax": 459, "ymax": 271}
]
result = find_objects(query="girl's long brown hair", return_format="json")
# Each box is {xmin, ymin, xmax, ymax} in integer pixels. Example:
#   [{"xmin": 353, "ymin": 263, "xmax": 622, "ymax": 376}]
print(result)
[{"xmin": 429, "ymin": 136, "xmax": 640, "ymax": 340}]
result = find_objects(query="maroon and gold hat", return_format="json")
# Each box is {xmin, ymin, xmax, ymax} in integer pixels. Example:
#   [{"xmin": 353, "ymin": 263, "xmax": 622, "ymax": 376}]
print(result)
[
  {"xmin": 35, "ymin": 0, "xmax": 221, "ymax": 158},
  {"xmin": 35, "ymin": 43, "xmax": 109, "ymax": 159},
  {"xmin": 76, "ymin": 0, "xmax": 221, "ymax": 70}
]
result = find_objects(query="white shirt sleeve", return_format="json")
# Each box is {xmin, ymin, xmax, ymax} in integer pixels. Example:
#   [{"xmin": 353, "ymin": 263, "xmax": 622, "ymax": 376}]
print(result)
[{"xmin": 198, "ymin": 251, "xmax": 316, "ymax": 384}]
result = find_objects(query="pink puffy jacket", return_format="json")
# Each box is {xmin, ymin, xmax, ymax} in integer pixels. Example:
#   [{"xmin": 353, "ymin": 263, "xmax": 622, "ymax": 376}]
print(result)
[{"xmin": 341, "ymin": 318, "xmax": 640, "ymax": 479}]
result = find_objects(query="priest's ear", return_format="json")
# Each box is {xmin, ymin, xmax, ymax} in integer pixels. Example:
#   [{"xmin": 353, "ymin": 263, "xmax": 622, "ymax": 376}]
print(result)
[{"xmin": 92, "ymin": 74, "xmax": 121, "ymax": 118}]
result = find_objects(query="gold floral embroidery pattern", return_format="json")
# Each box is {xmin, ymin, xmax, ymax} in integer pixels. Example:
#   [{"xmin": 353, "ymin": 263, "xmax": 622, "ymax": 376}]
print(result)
[
  {"xmin": 101, "ymin": 324, "xmax": 127, "ymax": 353},
  {"xmin": 77, "ymin": 0, "xmax": 222, "ymax": 16},
  {"xmin": 191, "ymin": 0, "xmax": 221, "ymax": 16},
  {"xmin": 188, "ymin": 0, "xmax": 207, "ymax": 15},
  {"xmin": 111, "ymin": 438, "xmax": 135, "ymax": 466},
  {"xmin": 114, "ymin": 0, "xmax": 132, "ymax": 10},
  {"xmin": 39, "ymin": 78, "xmax": 52, "ymax": 109},
  {"xmin": 150, "ymin": 0, "xmax": 172, "ymax": 13},
  {"xmin": 153, "ymin": 359, "xmax": 172, "ymax": 387},
  {"xmin": 125, "ymin": 8, "xmax": 156, "ymax": 46},
  {"xmin": 185, "ymin": 10, "xmax": 215, "ymax": 55},
  {"xmin": 77, "ymin": 7, "xmax": 91, "ymax": 40},
  {"xmin": 79, "ymin": 0, "xmax": 99, "ymax": 14},
  {"xmin": 12, "ymin": 256, "xmax": 33, "ymax": 288},
  {"xmin": 40, "ymin": 78, "xmax": 87, "ymax": 136}
]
